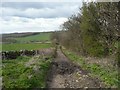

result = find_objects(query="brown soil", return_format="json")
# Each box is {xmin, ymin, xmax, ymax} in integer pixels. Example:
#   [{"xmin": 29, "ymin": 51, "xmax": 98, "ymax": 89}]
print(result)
[{"xmin": 46, "ymin": 49, "xmax": 106, "ymax": 88}]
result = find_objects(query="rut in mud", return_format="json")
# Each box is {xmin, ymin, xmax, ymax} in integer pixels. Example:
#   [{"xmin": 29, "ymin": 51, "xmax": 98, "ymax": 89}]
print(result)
[{"xmin": 46, "ymin": 49, "xmax": 106, "ymax": 88}]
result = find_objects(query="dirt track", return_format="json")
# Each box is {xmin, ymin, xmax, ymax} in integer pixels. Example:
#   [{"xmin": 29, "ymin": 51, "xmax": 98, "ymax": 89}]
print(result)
[{"xmin": 46, "ymin": 49, "xmax": 106, "ymax": 88}]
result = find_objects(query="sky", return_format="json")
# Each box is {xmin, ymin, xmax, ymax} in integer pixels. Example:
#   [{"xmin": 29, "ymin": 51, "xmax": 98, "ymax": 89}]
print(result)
[{"xmin": 0, "ymin": 1, "xmax": 83, "ymax": 34}]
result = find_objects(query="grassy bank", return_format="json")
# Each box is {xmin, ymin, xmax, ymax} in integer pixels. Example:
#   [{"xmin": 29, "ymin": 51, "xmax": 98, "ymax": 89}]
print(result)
[
  {"xmin": 2, "ymin": 43, "xmax": 51, "ymax": 51},
  {"xmin": 63, "ymin": 49, "xmax": 118, "ymax": 88},
  {"xmin": 2, "ymin": 55, "xmax": 53, "ymax": 88}
]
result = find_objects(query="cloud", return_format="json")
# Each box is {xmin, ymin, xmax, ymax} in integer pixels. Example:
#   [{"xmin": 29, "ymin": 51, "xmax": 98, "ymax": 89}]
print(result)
[
  {"xmin": 2, "ymin": 0, "xmax": 83, "ymax": 3},
  {"xmin": 0, "ymin": 2, "xmax": 82, "ymax": 33},
  {"xmin": 1, "ymin": 2, "xmax": 81, "ymax": 18},
  {"xmin": 0, "ymin": 16, "xmax": 68, "ymax": 33},
  {"xmin": 1, "ymin": 2, "xmax": 81, "ymax": 9}
]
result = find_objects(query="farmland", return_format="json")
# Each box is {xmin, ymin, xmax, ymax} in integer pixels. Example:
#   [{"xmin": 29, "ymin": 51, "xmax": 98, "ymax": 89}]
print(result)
[
  {"xmin": 14, "ymin": 32, "xmax": 52, "ymax": 43},
  {"xmin": 2, "ymin": 32, "xmax": 52, "ymax": 44},
  {"xmin": 1, "ymin": 32, "xmax": 54, "ymax": 88},
  {"xmin": 1, "ymin": 32, "xmax": 52, "ymax": 51},
  {"xmin": 2, "ymin": 43, "xmax": 51, "ymax": 51}
]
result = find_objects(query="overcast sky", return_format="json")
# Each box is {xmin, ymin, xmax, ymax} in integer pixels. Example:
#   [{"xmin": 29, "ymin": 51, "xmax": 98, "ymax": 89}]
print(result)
[{"xmin": 0, "ymin": 1, "xmax": 82, "ymax": 33}]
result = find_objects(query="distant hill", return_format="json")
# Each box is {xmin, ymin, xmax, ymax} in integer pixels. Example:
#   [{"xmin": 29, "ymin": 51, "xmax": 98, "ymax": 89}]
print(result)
[
  {"xmin": 2, "ymin": 32, "xmax": 40, "ymax": 38},
  {"xmin": 2, "ymin": 32, "xmax": 53, "ymax": 44}
]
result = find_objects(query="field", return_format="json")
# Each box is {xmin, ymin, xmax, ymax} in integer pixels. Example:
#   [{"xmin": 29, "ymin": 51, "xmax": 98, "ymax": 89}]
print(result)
[
  {"xmin": 2, "ymin": 43, "xmax": 51, "ymax": 51},
  {"xmin": 2, "ymin": 32, "xmax": 52, "ymax": 44},
  {"xmin": 14, "ymin": 33, "xmax": 52, "ymax": 43},
  {"xmin": 2, "ymin": 32, "xmax": 39, "ymax": 38},
  {"xmin": 1, "ymin": 32, "xmax": 52, "ymax": 51},
  {"xmin": 2, "ymin": 32, "xmax": 54, "ymax": 88}
]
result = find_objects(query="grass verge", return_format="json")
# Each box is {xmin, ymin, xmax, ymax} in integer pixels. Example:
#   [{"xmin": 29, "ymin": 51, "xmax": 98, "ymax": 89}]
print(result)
[
  {"xmin": 2, "ymin": 55, "xmax": 53, "ymax": 88},
  {"xmin": 63, "ymin": 49, "xmax": 119, "ymax": 88}
]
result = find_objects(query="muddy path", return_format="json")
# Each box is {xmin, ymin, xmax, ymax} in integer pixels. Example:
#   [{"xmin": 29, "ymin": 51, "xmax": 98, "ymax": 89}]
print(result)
[{"xmin": 46, "ymin": 49, "xmax": 106, "ymax": 88}]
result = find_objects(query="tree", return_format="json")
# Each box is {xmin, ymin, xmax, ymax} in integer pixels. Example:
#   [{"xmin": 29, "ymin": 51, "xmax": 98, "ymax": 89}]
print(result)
[{"xmin": 51, "ymin": 2, "xmax": 119, "ymax": 58}]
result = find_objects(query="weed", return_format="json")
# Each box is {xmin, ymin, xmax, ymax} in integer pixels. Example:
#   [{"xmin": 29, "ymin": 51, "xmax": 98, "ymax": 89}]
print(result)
[{"xmin": 63, "ymin": 49, "xmax": 118, "ymax": 87}]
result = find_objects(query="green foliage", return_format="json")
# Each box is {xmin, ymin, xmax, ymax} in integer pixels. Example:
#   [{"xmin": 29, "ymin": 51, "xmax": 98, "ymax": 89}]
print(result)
[
  {"xmin": 52, "ymin": 2, "xmax": 119, "ymax": 57},
  {"xmin": 115, "ymin": 41, "xmax": 120, "ymax": 67},
  {"xmin": 86, "ymin": 42, "xmax": 104, "ymax": 57},
  {"xmin": 2, "ymin": 56, "xmax": 52, "ymax": 88},
  {"xmin": 64, "ymin": 49, "xmax": 118, "ymax": 87},
  {"xmin": 2, "ymin": 56, "xmax": 30, "ymax": 88},
  {"xmin": 2, "ymin": 43, "xmax": 51, "ymax": 51}
]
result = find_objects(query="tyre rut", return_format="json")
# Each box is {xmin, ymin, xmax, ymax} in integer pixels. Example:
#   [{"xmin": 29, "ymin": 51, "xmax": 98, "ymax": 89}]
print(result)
[{"xmin": 46, "ymin": 49, "xmax": 105, "ymax": 88}]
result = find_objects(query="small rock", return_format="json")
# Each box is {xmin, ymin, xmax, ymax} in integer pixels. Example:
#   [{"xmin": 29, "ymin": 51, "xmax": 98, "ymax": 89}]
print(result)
[
  {"xmin": 83, "ymin": 75, "xmax": 86, "ymax": 78},
  {"xmin": 76, "ymin": 72, "xmax": 81, "ymax": 76},
  {"xmin": 79, "ymin": 77, "xmax": 81, "ymax": 80},
  {"xmin": 84, "ymin": 87, "xmax": 88, "ymax": 89},
  {"xmin": 76, "ymin": 80, "xmax": 79, "ymax": 82}
]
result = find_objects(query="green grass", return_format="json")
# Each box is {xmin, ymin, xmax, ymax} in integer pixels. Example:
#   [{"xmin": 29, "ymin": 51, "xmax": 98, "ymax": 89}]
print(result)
[
  {"xmin": 63, "ymin": 49, "xmax": 119, "ymax": 87},
  {"xmin": 2, "ymin": 56, "xmax": 30, "ymax": 88},
  {"xmin": 2, "ymin": 43, "xmax": 51, "ymax": 51},
  {"xmin": 2, "ymin": 55, "xmax": 52, "ymax": 88},
  {"xmin": 14, "ymin": 33, "xmax": 51, "ymax": 43}
]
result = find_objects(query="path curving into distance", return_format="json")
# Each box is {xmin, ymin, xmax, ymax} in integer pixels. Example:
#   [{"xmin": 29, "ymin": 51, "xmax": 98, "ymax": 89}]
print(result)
[{"xmin": 46, "ymin": 49, "xmax": 106, "ymax": 88}]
